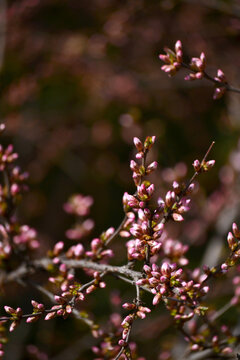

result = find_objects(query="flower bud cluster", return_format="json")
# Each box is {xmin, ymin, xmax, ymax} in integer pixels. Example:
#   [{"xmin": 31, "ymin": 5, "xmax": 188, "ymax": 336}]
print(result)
[
  {"xmin": 161, "ymin": 237, "xmax": 189, "ymax": 266},
  {"xmin": 49, "ymin": 270, "xmax": 85, "ymax": 303},
  {"xmin": 26, "ymin": 301, "xmax": 45, "ymax": 323},
  {"xmin": 4, "ymin": 306, "xmax": 22, "ymax": 332},
  {"xmin": 13, "ymin": 225, "xmax": 39, "ymax": 250},
  {"xmin": 119, "ymin": 303, "xmax": 151, "ymax": 347},
  {"xmin": 130, "ymin": 136, "xmax": 156, "ymax": 187},
  {"xmin": 221, "ymin": 223, "xmax": 240, "ymax": 272},
  {"xmin": 85, "ymin": 235, "xmax": 114, "ymax": 260},
  {"xmin": 0, "ymin": 145, "xmax": 28, "ymax": 217},
  {"xmin": 192, "ymin": 159, "xmax": 215, "ymax": 173},
  {"xmin": 27, "ymin": 345, "xmax": 48, "ymax": 360},
  {"xmin": 185, "ymin": 52, "xmax": 206, "ymax": 81},
  {"xmin": 64, "ymin": 194, "xmax": 94, "ymax": 241},
  {"xmin": 92, "ymin": 313, "xmax": 144, "ymax": 359},
  {"xmin": 49, "ymin": 261, "xmax": 75, "ymax": 292},
  {"xmin": 45, "ymin": 294, "xmax": 72, "ymax": 321},
  {"xmin": 136, "ymin": 262, "xmax": 183, "ymax": 306},
  {"xmin": 0, "ymin": 225, "xmax": 11, "ymax": 260},
  {"xmin": 137, "ymin": 262, "xmax": 209, "ymax": 312},
  {"xmin": 0, "ymin": 144, "xmax": 18, "ymax": 171},
  {"xmin": 159, "ymin": 40, "xmax": 183, "ymax": 76},
  {"xmin": 63, "ymin": 194, "xmax": 93, "ymax": 216},
  {"xmin": 190, "ymin": 332, "xmax": 234, "ymax": 356},
  {"xmin": 160, "ymin": 188, "xmax": 192, "ymax": 222},
  {"xmin": 65, "ymin": 219, "xmax": 94, "ymax": 240},
  {"xmin": 126, "ymin": 208, "xmax": 162, "ymax": 261},
  {"xmin": 213, "ymin": 69, "xmax": 227, "ymax": 99},
  {"xmin": 133, "ymin": 136, "xmax": 156, "ymax": 160},
  {"xmin": 0, "ymin": 130, "xmax": 223, "ymax": 359},
  {"xmin": 159, "ymin": 40, "xmax": 229, "ymax": 100},
  {"xmin": 86, "ymin": 272, "xmax": 106, "ymax": 294}
]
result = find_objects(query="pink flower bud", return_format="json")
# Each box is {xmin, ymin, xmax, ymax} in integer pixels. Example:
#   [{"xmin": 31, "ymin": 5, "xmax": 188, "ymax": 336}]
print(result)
[
  {"xmin": 233, "ymin": 223, "xmax": 240, "ymax": 239},
  {"xmin": 147, "ymin": 184, "xmax": 154, "ymax": 197},
  {"xmin": 222, "ymin": 347, "xmax": 233, "ymax": 355},
  {"xmin": 91, "ymin": 238, "xmax": 101, "ymax": 251},
  {"xmin": 192, "ymin": 160, "xmax": 201, "ymax": 172},
  {"xmin": 122, "ymin": 303, "xmax": 136, "ymax": 310},
  {"xmin": 26, "ymin": 316, "xmax": 38, "ymax": 323},
  {"xmin": 133, "ymin": 137, "xmax": 143, "ymax": 152},
  {"xmin": 204, "ymin": 160, "xmax": 215, "ymax": 170},
  {"xmin": 191, "ymin": 344, "xmax": 200, "ymax": 351},
  {"xmin": 172, "ymin": 213, "xmax": 184, "ymax": 222},
  {"xmin": 118, "ymin": 339, "xmax": 126, "ymax": 347},
  {"xmin": 130, "ymin": 160, "xmax": 139, "ymax": 172},
  {"xmin": 9, "ymin": 320, "xmax": 19, "ymax": 332},
  {"xmin": 4, "ymin": 306, "xmax": 15, "ymax": 315},
  {"xmin": 53, "ymin": 241, "xmax": 64, "ymax": 255},
  {"xmin": 221, "ymin": 263, "xmax": 228, "ymax": 271},
  {"xmin": 227, "ymin": 232, "xmax": 237, "ymax": 251},
  {"xmin": 165, "ymin": 191, "xmax": 176, "ymax": 207},
  {"xmin": 146, "ymin": 161, "xmax": 158, "ymax": 174},
  {"xmin": 213, "ymin": 86, "xmax": 226, "ymax": 100},
  {"xmin": 132, "ymin": 172, "xmax": 141, "ymax": 186},
  {"xmin": 86, "ymin": 285, "xmax": 96, "ymax": 294},
  {"xmin": 161, "ymin": 262, "xmax": 171, "ymax": 276},
  {"xmin": 153, "ymin": 293, "xmax": 162, "ymax": 305}
]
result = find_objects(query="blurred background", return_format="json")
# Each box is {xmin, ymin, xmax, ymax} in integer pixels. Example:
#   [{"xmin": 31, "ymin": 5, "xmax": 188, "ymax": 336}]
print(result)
[{"xmin": 1, "ymin": 0, "xmax": 240, "ymax": 359}]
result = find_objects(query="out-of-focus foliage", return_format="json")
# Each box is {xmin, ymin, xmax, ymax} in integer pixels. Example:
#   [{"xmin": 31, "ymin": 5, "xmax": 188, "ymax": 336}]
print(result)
[{"xmin": 1, "ymin": 0, "xmax": 240, "ymax": 359}]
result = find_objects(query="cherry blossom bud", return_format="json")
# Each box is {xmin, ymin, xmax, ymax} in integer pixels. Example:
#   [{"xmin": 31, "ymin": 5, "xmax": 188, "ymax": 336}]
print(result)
[
  {"xmin": 26, "ymin": 316, "xmax": 39, "ymax": 323},
  {"xmin": 186, "ymin": 183, "xmax": 195, "ymax": 194},
  {"xmin": 214, "ymin": 69, "xmax": 227, "ymax": 83},
  {"xmin": 9, "ymin": 320, "xmax": 19, "ymax": 332},
  {"xmin": 146, "ymin": 161, "xmax": 158, "ymax": 174},
  {"xmin": 153, "ymin": 293, "xmax": 162, "ymax": 305},
  {"xmin": 0, "ymin": 124, "xmax": 5, "ymax": 133},
  {"xmin": 91, "ymin": 238, "xmax": 101, "ymax": 251},
  {"xmin": 204, "ymin": 160, "xmax": 215, "ymax": 171},
  {"xmin": 130, "ymin": 160, "xmax": 139, "ymax": 172},
  {"xmin": 161, "ymin": 262, "xmax": 171, "ymax": 276},
  {"xmin": 227, "ymin": 232, "xmax": 237, "ymax": 251},
  {"xmin": 118, "ymin": 339, "xmax": 126, "ymax": 347},
  {"xmin": 165, "ymin": 191, "xmax": 176, "ymax": 207},
  {"xmin": 213, "ymin": 86, "xmax": 226, "ymax": 100},
  {"xmin": 222, "ymin": 347, "xmax": 233, "ymax": 355},
  {"xmin": 133, "ymin": 137, "xmax": 143, "ymax": 152},
  {"xmin": 53, "ymin": 241, "xmax": 64, "ymax": 256},
  {"xmin": 136, "ymin": 278, "xmax": 148, "ymax": 286},
  {"xmin": 172, "ymin": 181, "xmax": 181, "ymax": 194},
  {"xmin": 10, "ymin": 183, "xmax": 19, "ymax": 196},
  {"xmin": 147, "ymin": 184, "xmax": 154, "ymax": 197},
  {"xmin": 233, "ymin": 223, "xmax": 240, "ymax": 239},
  {"xmin": 132, "ymin": 172, "xmax": 141, "ymax": 186},
  {"xmin": 175, "ymin": 40, "xmax": 183, "ymax": 63},
  {"xmin": 4, "ymin": 306, "xmax": 15, "ymax": 315},
  {"xmin": 201, "ymin": 286, "xmax": 209, "ymax": 294},
  {"xmin": 143, "ymin": 264, "xmax": 152, "ymax": 274},
  {"xmin": 144, "ymin": 136, "xmax": 156, "ymax": 150},
  {"xmin": 221, "ymin": 263, "xmax": 228, "ymax": 272},
  {"xmin": 122, "ymin": 303, "xmax": 136, "ymax": 310},
  {"xmin": 74, "ymin": 244, "xmax": 84, "ymax": 257},
  {"xmin": 192, "ymin": 160, "xmax": 201, "ymax": 172},
  {"xmin": 172, "ymin": 213, "xmax": 184, "ymax": 222},
  {"xmin": 191, "ymin": 344, "xmax": 200, "ymax": 351},
  {"xmin": 86, "ymin": 285, "xmax": 96, "ymax": 294}
]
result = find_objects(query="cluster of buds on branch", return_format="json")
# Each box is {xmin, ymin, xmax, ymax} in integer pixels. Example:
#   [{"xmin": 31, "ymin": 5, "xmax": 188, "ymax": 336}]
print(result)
[
  {"xmin": 159, "ymin": 40, "xmax": 240, "ymax": 99},
  {"xmin": 1, "ymin": 123, "xmax": 240, "ymax": 360}
]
